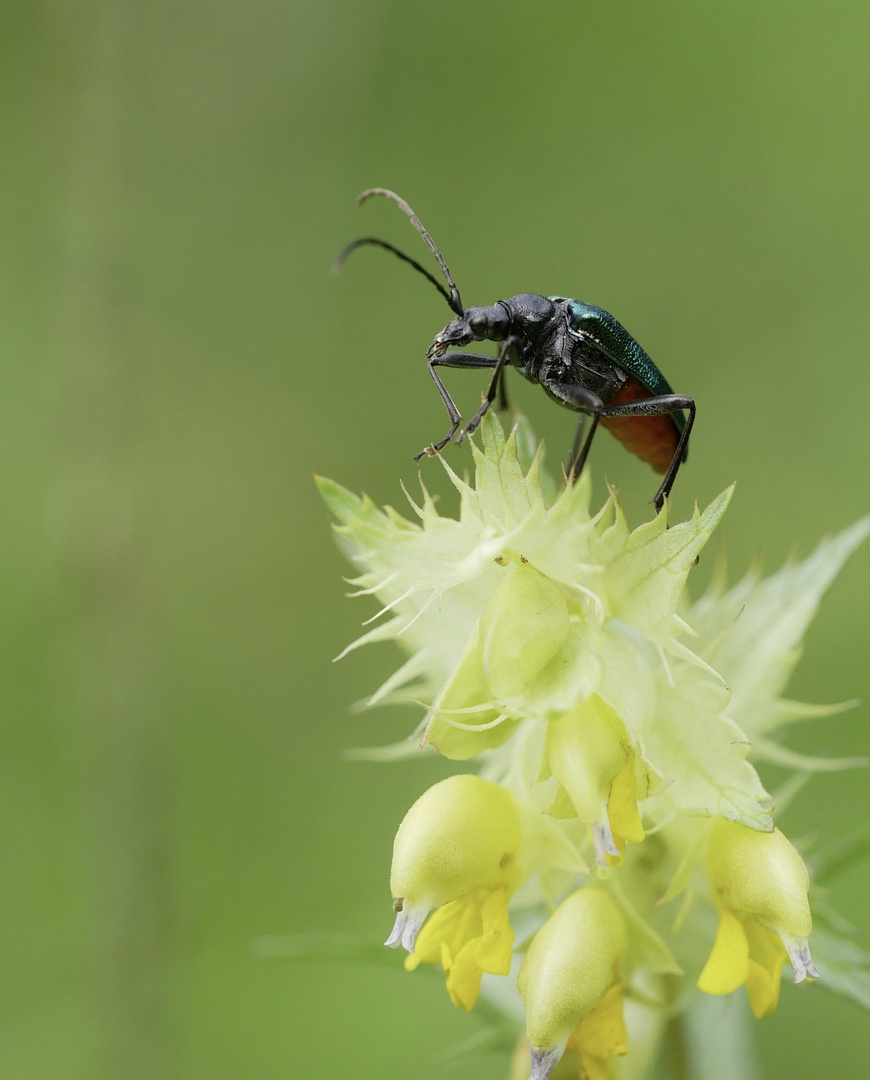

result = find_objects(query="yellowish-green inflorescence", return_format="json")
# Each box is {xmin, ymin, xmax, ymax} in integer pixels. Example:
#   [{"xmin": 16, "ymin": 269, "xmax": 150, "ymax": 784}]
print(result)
[{"xmin": 319, "ymin": 413, "xmax": 869, "ymax": 1080}]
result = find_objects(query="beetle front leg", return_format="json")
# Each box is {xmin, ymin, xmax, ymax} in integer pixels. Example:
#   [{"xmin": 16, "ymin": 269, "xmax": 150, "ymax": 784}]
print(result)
[
  {"xmin": 415, "ymin": 352, "xmax": 501, "ymax": 461},
  {"xmin": 599, "ymin": 394, "xmax": 695, "ymax": 512},
  {"xmin": 457, "ymin": 337, "xmax": 521, "ymax": 443}
]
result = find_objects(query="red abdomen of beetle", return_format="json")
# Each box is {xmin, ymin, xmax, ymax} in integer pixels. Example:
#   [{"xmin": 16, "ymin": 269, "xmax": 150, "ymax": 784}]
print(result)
[{"xmin": 600, "ymin": 378, "xmax": 679, "ymax": 474}]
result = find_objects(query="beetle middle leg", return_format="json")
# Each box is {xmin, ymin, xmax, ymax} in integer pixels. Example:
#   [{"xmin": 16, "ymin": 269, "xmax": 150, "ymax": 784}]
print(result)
[
  {"xmin": 415, "ymin": 351, "xmax": 501, "ymax": 460},
  {"xmin": 497, "ymin": 339, "xmax": 523, "ymax": 413},
  {"xmin": 567, "ymin": 415, "xmax": 589, "ymax": 476},
  {"xmin": 548, "ymin": 383, "xmax": 605, "ymax": 483}
]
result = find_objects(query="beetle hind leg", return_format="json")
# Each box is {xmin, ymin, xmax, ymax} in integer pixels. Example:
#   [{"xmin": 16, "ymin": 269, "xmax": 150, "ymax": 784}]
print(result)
[{"xmin": 599, "ymin": 394, "xmax": 696, "ymax": 512}]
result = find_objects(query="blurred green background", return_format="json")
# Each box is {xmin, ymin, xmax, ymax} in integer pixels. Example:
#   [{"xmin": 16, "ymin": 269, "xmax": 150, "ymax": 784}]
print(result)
[{"xmin": 2, "ymin": 1, "xmax": 869, "ymax": 1076}]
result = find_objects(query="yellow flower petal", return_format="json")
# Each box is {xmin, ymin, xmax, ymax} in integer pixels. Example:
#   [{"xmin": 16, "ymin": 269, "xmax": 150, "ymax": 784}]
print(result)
[
  {"xmin": 445, "ymin": 937, "xmax": 485, "ymax": 1010},
  {"xmin": 403, "ymin": 888, "xmax": 514, "ymax": 1010},
  {"xmin": 698, "ymin": 906, "xmax": 749, "ymax": 995},
  {"xmin": 582, "ymin": 1056, "xmax": 611, "ymax": 1080},
  {"xmin": 607, "ymin": 753, "xmax": 645, "ymax": 845},
  {"xmin": 571, "ymin": 981, "xmax": 629, "ymax": 1061},
  {"xmin": 405, "ymin": 892, "xmax": 481, "ymax": 968},
  {"xmin": 474, "ymin": 887, "xmax": 514, "ymax": 975},
  {"xmin": 389, "ymin": 773, "xmax": 522, "ymax": 944},
  {"xmin": 744, "ymin": 919, "xmax": 787, "ymax": 1019}
]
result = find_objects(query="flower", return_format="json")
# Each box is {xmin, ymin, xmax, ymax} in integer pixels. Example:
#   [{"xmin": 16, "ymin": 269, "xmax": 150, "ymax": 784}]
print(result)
[
  {"xmin": 320, "ymin": 411, "xmax": 870, "ymax": 1076},
  {"xmin": 698, "ymin": 820, "xmax": 819, "ymax": 1017},
  {"xmin": 386, "ymin": 774, "xmax": 522, "ymax": 1008},
  {"xmin": 386, "ymin": 774, "xmax": 522, "ymax": 947},
  {"xmin": 517, "ymin": 888, "xmax": 627, "ymax": 1080}
]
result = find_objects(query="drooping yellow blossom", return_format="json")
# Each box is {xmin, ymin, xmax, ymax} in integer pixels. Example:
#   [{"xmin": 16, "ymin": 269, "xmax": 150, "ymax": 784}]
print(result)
[
  {"xmin": 518, "ymin": 889, "xmax": 627, "ymax": 1080},
  {"xmin": 386, "ymin": 774, "xmax": 522, "ymax": 1002},
  {"xmin": 698, "ymin": 820, "xmax": 818, "ymax": 1016}
]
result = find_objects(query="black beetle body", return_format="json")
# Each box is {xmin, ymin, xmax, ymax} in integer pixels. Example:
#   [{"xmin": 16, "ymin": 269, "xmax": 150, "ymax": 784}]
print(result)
[{"xmin": 336, "ymin": 191, "xmax": 695, "ymax": 511}]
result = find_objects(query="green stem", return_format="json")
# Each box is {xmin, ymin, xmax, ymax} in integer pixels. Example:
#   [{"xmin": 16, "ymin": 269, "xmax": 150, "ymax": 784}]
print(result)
[{"xmin": 665, "ymin": 1013, "xmax": 690, "ymax": 1080}]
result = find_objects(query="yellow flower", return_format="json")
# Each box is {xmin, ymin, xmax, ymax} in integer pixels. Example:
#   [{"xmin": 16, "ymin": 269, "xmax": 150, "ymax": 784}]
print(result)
[
  {"xmin": 518, "ymin": 889, "xmax": 627, "ymax": 1080},
  {"xmin": 386, "ymin": 774, "xmax": 522, "ymax": 1004},
  {"xmin": 698, "ymin": 820, "xmax": 819, "ymax": 1017}
]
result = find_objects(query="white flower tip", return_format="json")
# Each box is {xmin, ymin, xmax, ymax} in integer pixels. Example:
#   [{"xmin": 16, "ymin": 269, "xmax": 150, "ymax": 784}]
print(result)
[
  {"xmin": 384, "ymin": 910, "xmax": 404, "ymax": 949},
  {"xmin": 528, "ymin": 1043, "xmax": 566, "ymax": 1080},
  {"xmin": 590, "ymin": 817, "xmax": 620, "ymax": 865},
  {"xmin": 781, "ymin": 934, "xmax": 820, "ymax": 983},
  {"xmin": 384, "ymin": 902, "xmax": 428, "ymax": 953}
]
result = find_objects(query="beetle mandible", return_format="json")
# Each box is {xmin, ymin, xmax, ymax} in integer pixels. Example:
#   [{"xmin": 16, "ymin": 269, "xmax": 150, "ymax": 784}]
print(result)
[{"xmin": 335, "ymin": 189, "xmax": 695, "ymax": 512}]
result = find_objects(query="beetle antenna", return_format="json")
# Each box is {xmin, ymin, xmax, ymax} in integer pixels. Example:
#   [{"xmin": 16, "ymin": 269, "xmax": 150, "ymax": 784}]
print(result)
[
  {"xmin": 357, "ymin": 188, "xmax": 464, "ymax": 315},
  {"xmin": 332, "ymin": 237, "xmax": 454, "ymax": 309}
]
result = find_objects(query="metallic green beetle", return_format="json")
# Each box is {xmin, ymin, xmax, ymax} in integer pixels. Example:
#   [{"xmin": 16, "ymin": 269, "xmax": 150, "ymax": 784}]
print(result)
[{"xmin": 336, "ymin": 189, "xmax": 694, "ymax": 512}]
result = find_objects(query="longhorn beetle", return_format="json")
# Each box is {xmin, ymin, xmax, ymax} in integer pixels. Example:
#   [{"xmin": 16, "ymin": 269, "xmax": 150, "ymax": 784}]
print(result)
[{"xmin": 335, "ymin": 189, "xmax": 695, "ymax": 512}]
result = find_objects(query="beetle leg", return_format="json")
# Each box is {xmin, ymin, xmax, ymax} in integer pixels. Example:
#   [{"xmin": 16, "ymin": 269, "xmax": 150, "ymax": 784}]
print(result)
[
  {"xmin": 567, "ymin": 415, "xmax": 588, "ymax": 476},
  {"xmin": 498, "ymin": 339, "xmax": 523, "ymax": 412},
  {"xmin": 415, "ymin": 351, "xmax": 501, "ymax": 461},
  {"xmin": 497, "ymin": 364, "xmax": 510, "ymax": 412},
  {"xmin": 457, "ymin": 338, "xmax": 517, "ymax": 443},
  {"xmin": 599, "ymin": 394, "xmax": 695, "ymax": 512},
  {"xmin": 547, "ymin": 383, "xmax": 605, "ymax": 483}
]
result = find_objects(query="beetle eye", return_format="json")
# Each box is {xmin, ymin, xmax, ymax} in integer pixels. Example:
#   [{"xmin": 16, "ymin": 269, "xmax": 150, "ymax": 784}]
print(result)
[{"xmin": 468, "ymin": 313, "xmax": 487, "ymax": 334}]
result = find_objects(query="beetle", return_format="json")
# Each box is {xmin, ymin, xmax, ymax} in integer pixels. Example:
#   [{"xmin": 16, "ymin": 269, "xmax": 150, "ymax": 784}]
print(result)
[{"xmin": 335, "ymin": 189, "xmax": 695, "ymax": 512}]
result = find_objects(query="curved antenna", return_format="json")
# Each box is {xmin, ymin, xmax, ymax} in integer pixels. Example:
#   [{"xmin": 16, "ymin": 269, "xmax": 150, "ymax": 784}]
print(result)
[
  {"xmin": 357, "ymin": 188, "xmax": 464, "ymax": 315},
  {"xmin": 332, "ymin": 237, "xmax": 453, "ymax": 309}
]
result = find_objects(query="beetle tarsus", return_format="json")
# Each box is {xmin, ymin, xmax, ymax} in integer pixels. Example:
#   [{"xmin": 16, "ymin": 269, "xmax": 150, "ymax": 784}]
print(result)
[{"xmin": 414, "ymin": 424, "xmax": 460, "ymax": 461}]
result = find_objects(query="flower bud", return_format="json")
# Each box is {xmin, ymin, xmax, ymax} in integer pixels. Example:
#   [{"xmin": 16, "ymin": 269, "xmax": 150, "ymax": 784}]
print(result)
[
  {"xmin": 546, "ymin": 697, "xmax": 645, "ymax": 865},
  {"xmin": 518, "ymin": 888, "xmax": 626, "ymax": 1080},
  {"xmin": 386, "ymin": 774, "xmax": 522, "ymax": 952}
]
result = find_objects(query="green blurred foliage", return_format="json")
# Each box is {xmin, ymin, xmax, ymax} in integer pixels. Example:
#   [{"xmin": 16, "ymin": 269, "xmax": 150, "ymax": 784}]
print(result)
[{"xmin": 1, "ymin": 0, "xmax": 868, "ymax": 1076}]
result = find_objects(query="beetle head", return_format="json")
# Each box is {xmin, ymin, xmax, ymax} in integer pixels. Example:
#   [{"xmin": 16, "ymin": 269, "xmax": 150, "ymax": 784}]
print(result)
[{"xmin": 427, "ymin": 304, "xmax": 510, "ymax": 357}]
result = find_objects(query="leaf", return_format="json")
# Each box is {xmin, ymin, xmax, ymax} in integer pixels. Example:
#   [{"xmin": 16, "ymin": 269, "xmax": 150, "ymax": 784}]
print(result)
[
  {"xmin": 810, "ymin": 928, "xmax": 870, "ymax": 1011},
  {"xmin": 752, "ymin": 738, "xmax": 870, "ymax": 773},
  {"xmin": 642, "ymin": 664, "xmax": 773, "ymax": 830},
  {"xmin": 811, "ymin": 826, "xmax": 870, "ymax": 885},
  {"xmin": 695, "ymin": 518, "xmax": 870, "ymax": 738}
]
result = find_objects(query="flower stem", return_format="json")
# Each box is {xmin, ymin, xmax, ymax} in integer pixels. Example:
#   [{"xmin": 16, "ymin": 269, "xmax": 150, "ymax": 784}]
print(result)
[{"xmin": 665, "ymin": 1013, "xmax": 690, "ymax": 1080}]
